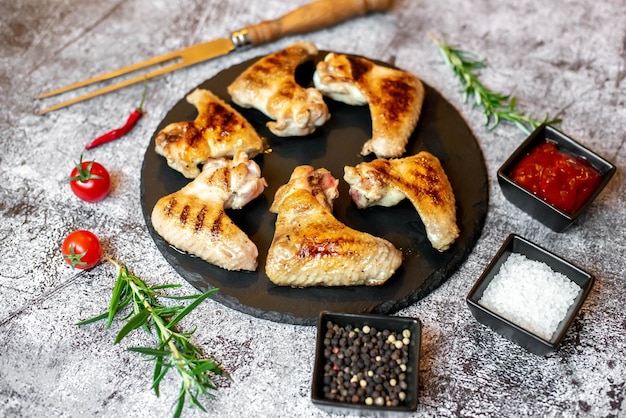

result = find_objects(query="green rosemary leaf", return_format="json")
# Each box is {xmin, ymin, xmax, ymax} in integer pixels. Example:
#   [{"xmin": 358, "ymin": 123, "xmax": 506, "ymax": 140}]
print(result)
[
  {"xmin": 107, "ymin": 272, "xmax": 128, "ymax": 328},
  {"xmin": 75, "ymin": 311, "xmax": 109, "ymax": 326},
  {"xmin": 161, "ymin": 294, "xmax": 206, "ymax": 300},
  {"xmin": 118, "ymin": 293, "xmax": 133, "ymax": 309},
  {"xmin": 179, "ymin": 337, "xmax": 201, "ymax": 355},
  {"xmin": 187, "ymin": 390, "xmax": 209, "ymax": 412},
  {"xmin": 173, "ymin": 388, "xmax": 186, "ymax": 418},
  {"xmin": 431, "ymin": 33, "xmax": 560, "ymax": 135},
  {"xmin": 199, "ymin": 380, "xmax": 218, "ymax": 392},
  {"xmin": 119, "ymin": 309, "xmax": 135, "ymax": 321},
  {"xmin": 127, "ymin": 347, "xmax": 170, "ymax": 357},
  {"xmin": 153, "ymin": 306, "xmax": 186, "ymax": 316},
  {"xmin": 128, "ymin": 275, "xmax": 150, "ymax": 294},
  {"xmin": 79, "ymin": 259, "xmax": 224, "ymax": 417},
  {"xmin": 151, "ymin": 284, "xmax": 183, "ymax": 290},
  {"xmin": 514, "ymin": 120, "xmax": 531, "ymax": 135},
  {"xmin": 192, "ymin": 359, "xmax": 223, "ymax": 376},
  {"xmin": 166, "ymin": 288, "xmax": 219, "ymax": 329},
  {"xmin": 152, "ymin": 358, "xmax": 170, "ymax": 396},
  {"xmin": 115, "ymin": 309, "xmax": 150, "ymax": 344}
]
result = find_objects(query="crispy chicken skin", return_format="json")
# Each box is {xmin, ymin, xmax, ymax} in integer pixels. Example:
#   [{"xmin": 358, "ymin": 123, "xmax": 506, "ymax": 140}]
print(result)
[
  {"xmin": 154, "ymin": 88, "xmax": 265, "ymax": 179},
  {"xmin": 313, "ymin": 52, "xmax": 425, "ymax": 158},
  {"xmin": 151, "ymin": 151, "xmax": 267, "ymax": 271},
  {"xmin": 344, "ymin": 152, "xmax": 460, "ymax": 251},
  {"xmin": 227, "ymin": 42, "xmax": 330, "ymax": 137},
  {"xmin": 266, "ymin": 166, "xmax": 402, "ymax": 287}
]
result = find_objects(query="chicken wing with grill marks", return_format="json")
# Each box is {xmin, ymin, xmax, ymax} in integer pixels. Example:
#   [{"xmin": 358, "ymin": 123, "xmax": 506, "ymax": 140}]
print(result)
[
  {"xmin": 344, "ymin": 152, "xmax": 459, "ymax": 251},
  {"xmin": 155, "ymin": 88, "xmax": 265, "ymax": 179},
  {"xmin": 266, "ymin": 166, "xmax": 402, "ymax": 287},
  {"xmin": 313, "ymin": 52, "xmax": 424, "ymax": 158},
  {"xmin": 227, "ymin": 42, "xmax": 330, "ymax": 137},
  {"xmin": 151, "ymin": 151, "xmax": 267, "ymax": 271}
]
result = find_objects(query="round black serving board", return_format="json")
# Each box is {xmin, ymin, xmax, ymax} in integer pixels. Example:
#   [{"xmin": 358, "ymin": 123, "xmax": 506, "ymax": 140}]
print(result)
[{"xmin": 140, "ymin": 51, "xmax": 488, "ymax": 326}]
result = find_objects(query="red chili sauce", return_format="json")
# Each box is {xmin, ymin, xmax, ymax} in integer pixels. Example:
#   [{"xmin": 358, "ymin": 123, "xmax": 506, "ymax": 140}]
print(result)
[{"xmin": 510, "ymin": 141, "xmax": 602, "ymax": 214}]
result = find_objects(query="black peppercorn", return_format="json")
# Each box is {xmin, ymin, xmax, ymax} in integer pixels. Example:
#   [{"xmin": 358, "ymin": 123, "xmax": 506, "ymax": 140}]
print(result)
[{"xmin": 321, "ymin": 321, "xmax": 411, "ymax": 407}]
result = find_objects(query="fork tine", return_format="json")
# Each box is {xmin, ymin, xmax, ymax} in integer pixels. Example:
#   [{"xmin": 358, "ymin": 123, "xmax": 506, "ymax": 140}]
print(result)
[
  {"xmin": 37, "ymin": 49, "xmax": 182, "ymax": 100},
  {"xmin": 38, "ymin": 61, "xmax": 187, "ymax": 114}
]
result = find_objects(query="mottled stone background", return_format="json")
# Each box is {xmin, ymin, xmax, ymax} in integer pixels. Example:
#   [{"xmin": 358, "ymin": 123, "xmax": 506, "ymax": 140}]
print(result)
[{"xmin": 0, "ymin": 0, "xmax": 624, "ymax": 417}]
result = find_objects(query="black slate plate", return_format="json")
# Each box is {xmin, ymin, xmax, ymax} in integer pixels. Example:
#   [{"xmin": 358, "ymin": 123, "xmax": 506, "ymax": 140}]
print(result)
[{"xmin": 140, "ymin": 51, "xmax": 488, "ymax": 326}]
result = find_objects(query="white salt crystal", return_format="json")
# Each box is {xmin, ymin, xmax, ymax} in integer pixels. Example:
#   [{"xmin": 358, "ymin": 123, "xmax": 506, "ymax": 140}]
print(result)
[{"xmin": 478, "ymin": 253, "xmax": 581, "ymax": 341}]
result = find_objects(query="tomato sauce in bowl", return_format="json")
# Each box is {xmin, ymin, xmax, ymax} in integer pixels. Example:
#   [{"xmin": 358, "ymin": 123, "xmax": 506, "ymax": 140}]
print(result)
[
  {"xmin": 498, "ymin": 125, "xmax": 616, "ymax": 231},
  {"xmin": 510, "ymin": 141, "xmax": 602, "ymax": 214}
]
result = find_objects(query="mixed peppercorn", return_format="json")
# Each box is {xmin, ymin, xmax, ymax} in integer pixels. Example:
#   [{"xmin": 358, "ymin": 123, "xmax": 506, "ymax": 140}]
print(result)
[{"xmin": 321, "ymin": 320, "xmax": 411, "ymax": 407}]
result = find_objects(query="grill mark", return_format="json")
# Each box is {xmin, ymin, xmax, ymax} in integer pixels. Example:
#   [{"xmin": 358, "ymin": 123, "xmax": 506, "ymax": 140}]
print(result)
[
  {"xmin": 179, "ymin": 205, "xmax": 190, "ymax": 225},
  {"xmin": 342, "ymin": 54, "xmax": 418, "ymax": 124},
  {"xmin": 220, "ymin": 167, "xmax": 231, "ymax": 190},
  {"xmin": 194, "ymin": 206, "xmax": 207, "ymax": 233},
  {"xmin": 172, "ymin": 123, "xmax": 200, "ymax": 147},
  {"xmin": 210, "ymin": 210, "xmax": 226, "ymax": 237},
  {"xmin": 347, "ymin": 56, "xmax": 373, "ymax": 82},
  {"xmin": 164, "ymin": 197, "xmax": 177, "ymax": 217},
  {"xmin": 373, "ymin": 157, "xmax": 446, "ymax": 206},
  {"xmin": 268, "ymin": 80, "xmax": 299, "ymax": 114},
  {"xmin": 380, "ymin": 77, "xmax": 417, "ymax": 123},
  {"xmin": 200, "ymin": 102, "xmax": 238, "ymax": 143},
  {"xmin": 403, "ymin": 159, "xmax": 445, "ymax": 205},
  {"xmin": 297, "ymin": 236, "xmax": 354, "ymax": 259}
]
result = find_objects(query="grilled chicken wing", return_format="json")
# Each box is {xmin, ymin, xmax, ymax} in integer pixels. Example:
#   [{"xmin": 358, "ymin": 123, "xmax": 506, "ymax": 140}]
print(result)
[
  {"xmin": 344, "ymin": 152, "xmax": 459, "ymax": 251},
  {"xmin": 151, "ymin": 151, "xmax": 267, "ymax": 271},
  {"xmin": 227, "ymin": 42, "xmax": 330, "ymax": 137},
  {"xmin": 313, "ymin": 52, "xmax": 424, "ymax": 158},
  {"xmin": 155, "ymin": 88, "xmax": 265, "ymax": 179},
  {"xmin": 266, "ymin": 166, "xmax": 402, "ymax": 287}
]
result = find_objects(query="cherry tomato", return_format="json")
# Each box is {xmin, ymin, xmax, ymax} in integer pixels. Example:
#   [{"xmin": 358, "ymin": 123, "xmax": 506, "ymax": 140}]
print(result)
[
  {"xmin": 69, "ymin": 155, "xmax": 111, "ymax": 202},
  {"xmin": 62, "ymin": 230, "xmax": 102, "ymax": 269}
]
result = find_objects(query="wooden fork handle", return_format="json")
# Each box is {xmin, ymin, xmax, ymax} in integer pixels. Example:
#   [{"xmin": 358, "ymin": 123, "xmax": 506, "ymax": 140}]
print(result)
[{"xmin": 237, "ymin": 0, "xmax": 395, "ymax": 47}]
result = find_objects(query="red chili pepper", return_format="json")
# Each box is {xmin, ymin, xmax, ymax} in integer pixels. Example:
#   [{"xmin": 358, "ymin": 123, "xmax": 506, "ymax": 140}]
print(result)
[{"xmin": 84, "ymin": 83, "xmax": 148, "ymax": 150}]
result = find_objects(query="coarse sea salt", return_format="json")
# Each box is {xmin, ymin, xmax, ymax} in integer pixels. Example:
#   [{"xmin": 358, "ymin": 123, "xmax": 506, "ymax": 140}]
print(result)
[{"xmin": 479, "ymin": 253, "xmax": 581, "ymax": 341}]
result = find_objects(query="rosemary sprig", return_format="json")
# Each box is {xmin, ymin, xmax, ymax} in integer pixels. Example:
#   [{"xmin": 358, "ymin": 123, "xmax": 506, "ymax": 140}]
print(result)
[
  {"xmin": 431, "ymin": 34, "xmax": 560, "ymax": 135},
  {"xmin": 77, "ymin": 258, "xmax": 227, "ymax": 418}
]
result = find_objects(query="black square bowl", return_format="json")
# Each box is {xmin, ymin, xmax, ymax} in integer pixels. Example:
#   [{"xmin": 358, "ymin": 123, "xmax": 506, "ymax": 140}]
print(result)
[
  {"xmin": 497, "ymin": 124, "xmax": 616, "ymax": 232},
  {"xmin": 466, "ymin": 234, "xmax": 594, "ymax": 356},
  {"xmin": 311, "ymin": 311, "xmax": 421, "ymax": 416}
]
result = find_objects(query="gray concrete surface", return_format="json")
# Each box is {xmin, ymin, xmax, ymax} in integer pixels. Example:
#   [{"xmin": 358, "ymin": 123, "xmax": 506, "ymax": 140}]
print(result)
[{"xmin": 0, "ymin": 0, "xmax": 624, "ymax": 417}]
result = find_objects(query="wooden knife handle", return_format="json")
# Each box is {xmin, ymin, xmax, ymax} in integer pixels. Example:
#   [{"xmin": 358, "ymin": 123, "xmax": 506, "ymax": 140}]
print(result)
[{"xmin": 238, "ymin": 0, "xmax": 395, "ymax": 46}]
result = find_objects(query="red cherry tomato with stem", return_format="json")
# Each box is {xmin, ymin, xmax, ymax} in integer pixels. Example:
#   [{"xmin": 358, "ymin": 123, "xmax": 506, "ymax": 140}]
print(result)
[
  {"xmin": 69, "ymin": 155, "xmax": 111, "ymax": 202},
  {"xmin": 62, "ymin": 230, "xmax": 102, "ymax": 269}
]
